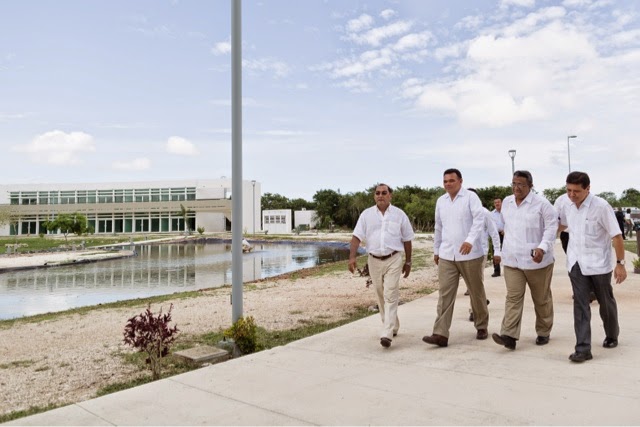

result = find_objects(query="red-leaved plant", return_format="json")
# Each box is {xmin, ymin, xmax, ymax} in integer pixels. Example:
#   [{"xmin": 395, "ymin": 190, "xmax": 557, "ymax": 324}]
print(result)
[{"xmin": 123, "ymin": 304, "xmax": 179, "ymax": 380}]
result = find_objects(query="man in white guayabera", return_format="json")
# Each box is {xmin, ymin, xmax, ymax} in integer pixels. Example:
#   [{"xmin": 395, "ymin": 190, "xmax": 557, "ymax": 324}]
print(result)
[{"xmin": 349, "ymin": 183, "xmax": 414, "ymax": 349}]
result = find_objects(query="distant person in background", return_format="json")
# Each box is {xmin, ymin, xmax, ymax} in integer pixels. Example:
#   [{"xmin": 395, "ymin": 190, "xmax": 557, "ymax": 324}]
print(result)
[
  {"xmin": 555, "ymin": 193, "xmax": 572, "ymax": 252},
  {"xmin": 467, "ymin": 188, "xmax": 500, "ymax": 322},
  {"xmin": 625, "ymin": 208, "xmax": 633, "ymax": 238},
  {"xmin": 349, "ymin": 183, "xmax": 414, "ymax": 348},
  {"xmin": 560, "ymin": 171, "xmax": 626, "ymax": 363},
  {"xmin": 423, "ymin": 168, "xmax": 489, "ymax": 348},
  {"xmin": 490, "ymin": 198, "xmax": 505, "ymax": 277},
  {"xmin": 615, "ymin": 208, "xmax": 626, "ymax": 240},
  {"xmin": 492, "ymin": 170, "xmax": 557, "ymax": 351}
]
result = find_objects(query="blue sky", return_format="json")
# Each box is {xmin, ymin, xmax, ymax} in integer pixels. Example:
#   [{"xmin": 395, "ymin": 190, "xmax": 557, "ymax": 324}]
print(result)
[{"xmin": 1, "ymin": 0, "xmax": 639, "ymax": 200}]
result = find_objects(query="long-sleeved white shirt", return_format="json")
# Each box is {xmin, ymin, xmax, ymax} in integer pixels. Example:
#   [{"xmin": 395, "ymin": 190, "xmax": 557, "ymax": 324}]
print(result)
[
  {"xmin": 490, "ymin": 208, "xmax": 504, "ymax": 233},
  {"xmin": 480, "ymin": 207, "xmax": 501, "ymax": 256},
  {"xmin": 352, "ymin": 204, "xmax": 414, "ymax": 256},
  {"xmin": 559, "ymin": 193, "xmax": 621, "ymax": 275},
  {"xmin": 434, "ymin": 188, "xmax": 486, "ymax": 261},
  {"xmin": 501, "ymin": 192, "xmax": 557, "ymax": 270}
]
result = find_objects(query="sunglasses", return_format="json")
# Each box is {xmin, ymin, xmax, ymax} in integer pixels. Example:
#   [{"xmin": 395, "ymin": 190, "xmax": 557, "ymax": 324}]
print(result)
[{"xmin": 375, "ymin": 191, "xmax": 389, "ymax": 195}]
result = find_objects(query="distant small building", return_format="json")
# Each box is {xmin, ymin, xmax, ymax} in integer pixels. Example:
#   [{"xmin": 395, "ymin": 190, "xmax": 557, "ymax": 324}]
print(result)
[
  {"xmin": 262, "ymin": 209, "xmax": 292, "ymax": 234},
  {"xmin": 294, "ymin": 209, "xmax": 318, "ymax": 230}
]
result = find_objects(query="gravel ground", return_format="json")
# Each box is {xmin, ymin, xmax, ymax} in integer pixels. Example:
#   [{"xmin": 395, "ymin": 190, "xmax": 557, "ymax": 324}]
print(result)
[{"xmin": 0, "ymin": 235, "xmax": 437, "ymax": 417}]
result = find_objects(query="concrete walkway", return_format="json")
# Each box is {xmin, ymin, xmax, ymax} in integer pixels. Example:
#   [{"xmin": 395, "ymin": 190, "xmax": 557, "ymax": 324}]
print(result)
[{"xmin": 7, "ymin": 243, "xmax": 640, "ymax": 425}]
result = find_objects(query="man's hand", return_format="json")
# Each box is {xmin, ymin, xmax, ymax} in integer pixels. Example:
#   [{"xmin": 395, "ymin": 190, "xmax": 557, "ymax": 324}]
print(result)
[
  {"xmin": 348, "ymin": 258, "xmax": 357, "ymax": 274},
  {"xmin": 402, "ymin": 262, "xmax": 411, "ymax": 278},
  {"xmin": 493, "ymin": 255, "xmax": 501, "ymax": 265},
  {"xmin": 614, "ymin": 264, "xmax": 627, "ymax": 284},
  {"xmin": 459, "ymin": 242, "xmax": 472, "ymax": 255},
  {"xmin": 433, "ymin": 255, "xmax": 439, "ymax": 265},
  {"xmin": 531, "ymin": 248, "xmax": 544, "ymax": 264}
]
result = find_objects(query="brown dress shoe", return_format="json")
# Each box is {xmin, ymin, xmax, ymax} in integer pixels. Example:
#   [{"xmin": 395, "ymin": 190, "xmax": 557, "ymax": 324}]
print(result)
[
  {"xmin": 380, "ymin": 337, "xmax": 392, "ymax": 348},
  {"xmin": 476, "ymin": 329, "xmax": 488, "ymax": 340},
  {"xmin": 422, "ymin": 334, "xmax": 448, "ymax": 347}
]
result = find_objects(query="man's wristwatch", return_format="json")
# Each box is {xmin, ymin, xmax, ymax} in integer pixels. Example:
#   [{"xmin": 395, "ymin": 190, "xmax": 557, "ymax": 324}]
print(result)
[
  {"xmin": 404, "ymin": 261, "xmax": 412, "ymax": 265},
  {"xmin": 617, "ymin": 259, "xmax": 625, "ymax": 265}
]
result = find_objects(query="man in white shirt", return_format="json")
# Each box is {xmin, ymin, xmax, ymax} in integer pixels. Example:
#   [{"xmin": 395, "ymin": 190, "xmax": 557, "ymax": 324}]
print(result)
[
  {"xmin": 490, "ymin": 198, "xmax": 505, "ymax": 277},
  {"xmin": 349, "ymin": 183, "xmax": 414, "ymax": 348},
  {"xmin": 554, "ymin": 193, "xmax": 571, "ymax": 253},
  {"xmin": 559, "ymin": 171, "xmax": 627, "ymax": 363},
  {"xmin": 492, "ymin": 171, "xmax": 557, "ymax": 351},
  {"xmin": 423, "ymin": 169, "xmax": 489, "ymax": 348}
]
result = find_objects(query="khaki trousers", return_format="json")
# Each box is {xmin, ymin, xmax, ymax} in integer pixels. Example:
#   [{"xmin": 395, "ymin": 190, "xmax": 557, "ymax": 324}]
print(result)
[
  {"xmin": 433, "ymin": 256, "xmax": 487, "ymax": 338},
  {"xmin": 368, "ymin": 253, "xmax": 403, "ymax": 340},
  {"xmin": 501, "ymin": 264, "xmax": 554, "ymax": 340}
]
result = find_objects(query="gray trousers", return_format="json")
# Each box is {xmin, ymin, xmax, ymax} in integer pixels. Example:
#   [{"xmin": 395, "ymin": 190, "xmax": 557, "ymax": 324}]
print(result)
[{"xmin": 569, "ymin": 263, "xmax": 619, "ymax": 353}]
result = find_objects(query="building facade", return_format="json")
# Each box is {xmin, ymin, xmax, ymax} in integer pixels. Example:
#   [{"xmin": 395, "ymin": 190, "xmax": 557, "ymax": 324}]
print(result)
[
  {"xmin": 0, "ymin": 179, "xmax": 261, "ymax": 236},
  {"xmin": 262, "ymin": 209, "xmax": 292, "ymax": 234}
]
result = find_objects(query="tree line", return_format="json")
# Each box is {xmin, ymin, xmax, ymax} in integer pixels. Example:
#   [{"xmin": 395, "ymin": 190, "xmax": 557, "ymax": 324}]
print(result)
[{"xmin": 263, "ymin": 186, "xmax": 640, "ymax": 232}]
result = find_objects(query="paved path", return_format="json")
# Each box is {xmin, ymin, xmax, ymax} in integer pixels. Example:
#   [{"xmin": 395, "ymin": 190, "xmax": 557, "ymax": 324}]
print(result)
[{"xmin": 7, "ymin": 243, "xmax": 640, "ymax": 425}]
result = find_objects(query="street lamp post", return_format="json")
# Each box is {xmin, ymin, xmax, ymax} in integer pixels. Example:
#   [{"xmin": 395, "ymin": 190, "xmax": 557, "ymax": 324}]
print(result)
[
  {"xmin": 251, "ymin": 180, "xmax": 256, "ymax": 234},
  {"xmin": 508, "ymin": 149, "xmax": 516, "ymax": 175},
  {"xmin": 567, "ymin": 135, "xmax": 577, "ymax": 173}
]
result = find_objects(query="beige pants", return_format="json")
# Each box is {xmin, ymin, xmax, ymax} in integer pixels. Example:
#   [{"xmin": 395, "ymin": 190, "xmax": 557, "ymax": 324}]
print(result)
[
  {"xmin": 368, "ymin": 253, "xmax": 403, "ymax": 340},
  {"xmin": 433, "ymin": 256, "xmax": 487, "ymax": 338},
  {"xmin": 501, "ymin": 264, "xmax": 554, "ymax": 340}
]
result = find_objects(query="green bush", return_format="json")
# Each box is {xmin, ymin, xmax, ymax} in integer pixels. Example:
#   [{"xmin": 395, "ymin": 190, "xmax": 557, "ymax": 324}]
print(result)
[{"xmin": 224, "ymin": 316, "xmax": 258, "ymax": 355}]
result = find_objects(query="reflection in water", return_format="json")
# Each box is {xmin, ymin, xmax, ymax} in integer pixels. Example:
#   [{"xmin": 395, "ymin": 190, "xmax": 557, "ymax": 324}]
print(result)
[{"xmin": 0, "ymin": 242, "xmax": 350, "ymax": 320}]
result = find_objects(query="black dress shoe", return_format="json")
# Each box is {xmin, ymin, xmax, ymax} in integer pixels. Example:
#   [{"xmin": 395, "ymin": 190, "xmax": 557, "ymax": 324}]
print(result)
[
  {"xmin": 380, "ymin": 337, "xmax": 392, "ymax": 348},
  {"xmin": 569, "ymin": 351, "xmax": 593, "ymax": 362},
  {"xmin": 492, "ymin": 333, "xmax": 516, "ymax": 350},
  {"xmin": 603, "ymin": 337, "xmax": 618, "ymax": 348},
  {"xmin": 422, "ymin": 334, "xmax": 448, "ymax": 347},
  {"xmin": 468, "ymin": 312, "xmax": 475, "ymax": 322},
  {"xmin": 491, "ymin": 273, "xmax": 500, "ymax": 277},
  {"xmin": 476, "ymin": 329, "xmax": 488, "ymax": 340},
  {"xmin": 535, "ymin": 336, "xmax": 550, "ymax": 346},
  {"xmin": 393, "ymin": 332, "xmax": 398, "ymax": 337}
]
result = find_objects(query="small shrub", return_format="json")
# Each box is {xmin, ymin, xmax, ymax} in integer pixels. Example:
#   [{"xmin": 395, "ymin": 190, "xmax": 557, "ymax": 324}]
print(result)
[
  {"xmin": 632, "ymin": 257, "xmax": 640, "ymax": 271},
  {"xmin": 123, "ymin": 304, "xmax": 179, "ymax": 380},
  {"xmin": 224, "ymin": 316, "xmax": 258, "ymax": 355},
  {"xmin": 197, "ymin": 226, "xmax": 205, "ymax": 235}
]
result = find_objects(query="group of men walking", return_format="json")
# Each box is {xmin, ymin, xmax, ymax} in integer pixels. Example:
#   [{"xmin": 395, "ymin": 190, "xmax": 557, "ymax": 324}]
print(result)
[{"xmin": 348, "ymin": 169, "xmax": 627, "ymax": 363}]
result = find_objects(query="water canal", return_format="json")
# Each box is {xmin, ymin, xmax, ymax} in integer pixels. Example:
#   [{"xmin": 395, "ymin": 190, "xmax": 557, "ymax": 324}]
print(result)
[{"xmin": 0, "ymin": 241, "xmax": 351, "ymax": 320}]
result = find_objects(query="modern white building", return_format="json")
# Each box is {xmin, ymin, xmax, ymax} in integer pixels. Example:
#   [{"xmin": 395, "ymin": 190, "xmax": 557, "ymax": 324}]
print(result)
[
  {"xmin": 0, "ymin": 179, "xmax": 261, "ymax": 236},
  {"xmin": 262, "ymin": 209, "xmax": 292, "ymax": 234},
  {"xmin": 294, "ymin": 209, "xmax": 318, "ymax": 230}
]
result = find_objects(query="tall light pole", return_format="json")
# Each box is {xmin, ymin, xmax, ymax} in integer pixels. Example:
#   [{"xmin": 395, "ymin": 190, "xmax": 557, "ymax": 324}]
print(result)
[
  {"xmin": 567, "ymin": 135, "xmax": 577, "ymax": 173},
  {"xmin": 508, "ymin": 149, "xmax": 516, "ymax": 175},
  {"xmin": 251, "ymin": 180, "xmax": 256, "ymax": 234}
]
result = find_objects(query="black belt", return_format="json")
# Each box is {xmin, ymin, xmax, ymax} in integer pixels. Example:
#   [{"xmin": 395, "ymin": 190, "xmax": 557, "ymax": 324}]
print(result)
[{"xmin": 369, "ymin": 251, "xmax": 398, "ymax": 261}]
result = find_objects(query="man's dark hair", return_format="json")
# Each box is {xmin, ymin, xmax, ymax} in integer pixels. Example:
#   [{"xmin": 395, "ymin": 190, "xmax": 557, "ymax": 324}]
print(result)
[
  {"xmin": 566, "ymin": 171, "xmax": 590, "ymax": 188},
  {"xmin": 443, "ymin": 168, "xmax": 462, "ymax": 179},
  {"xmin": 375, "ymin": 183, "xmax": 393, "ymax": 194},
  {"xmin": 513, "ymin": 170, "xmax": 533, "ymax": 187}
]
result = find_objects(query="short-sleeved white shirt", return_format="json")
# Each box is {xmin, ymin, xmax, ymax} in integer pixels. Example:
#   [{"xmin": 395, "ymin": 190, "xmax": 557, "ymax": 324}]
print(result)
[
  {"xmin": 560, "ymin": 193, "xmax": 622, "ymax": 275},
  {"xmin": 434, "ymin": 188, "xmax": 486, "ymax": 261},
  {"xmin": 501, "ymin": 192, "xmax": 557, "ymax": 270},
  {"xmin": 553, "ymin": 193, "xmax": 571, "ymax": 227},
  {"xmin": 352, "ymin": 204, "xmax": 414, "ymax": 256}
]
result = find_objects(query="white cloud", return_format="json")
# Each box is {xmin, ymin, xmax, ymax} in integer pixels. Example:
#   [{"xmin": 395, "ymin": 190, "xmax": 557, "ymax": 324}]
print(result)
[
  {"xmin": 347, "ymin": 20, "xmax": 413, "ymax": 46},
  {"xmin": 13, "ymin": 130, "xmax": 95, "ymax": 165},
  {"xmin": 392, "ymin": 31, "xmax": 432, "ymax": 51},
  {"xmin": 380, "ymin": 9, "xmax": 397, "ymax": 20},
  {"xmin": 211, "ymin": 41, "xmax": 231, "ymax": 55},
  {"xmin": 242, "ymin": 58, "xmax": 290, "ymax": 77},
  {"xmin": 165, "ymin": 136, "xmax": 199, "ymax": 156},
  {"xmin": 501, "ymin": 0, "xmax": 536, "ymax": 8},
  {"xmin": 346, "ymin": 14, "xmax": 373, "ymax": 33},
  {"xmin": 112, "ymin": 158, "xmax": 151, "ymax": 171}
]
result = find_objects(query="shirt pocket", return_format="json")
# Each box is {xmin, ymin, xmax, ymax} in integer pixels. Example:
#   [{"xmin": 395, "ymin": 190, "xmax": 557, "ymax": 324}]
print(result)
[
  {"xmin": 584, "ymin": 219, "xmax": 599, "ymax": 248},
  {"xmin": 386, "ymin": 221, "xmax": 401, "ymax": 238},
  {"xmin": 525, "ymin": 213, "xmax": 542, "ymax": 244}
]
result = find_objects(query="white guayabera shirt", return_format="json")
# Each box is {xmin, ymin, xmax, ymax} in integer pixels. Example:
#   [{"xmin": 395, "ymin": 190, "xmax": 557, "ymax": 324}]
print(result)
[
  {"xmin": 434, "ymin": 188, "xmax": 485, "ymax": 262},
  {"xmin": 353, "ymin": 204, "xmax": 414, "ymax": 257}
]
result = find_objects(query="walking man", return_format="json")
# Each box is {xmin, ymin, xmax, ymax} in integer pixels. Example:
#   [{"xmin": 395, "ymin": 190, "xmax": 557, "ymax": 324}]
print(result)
[
  {"xmin": 492, "ymin": 171, "xmax": 557, "ymax": 350},
  {"xmin": 490, "ymin": 198, "xmax": 505, "ymax": 277},
  {"xmin": 560, "ymin": 171, "xmax": 627, "ymax": 363},
  {"xmin": 349, "ymin": 183, "xmax": 414, "ymax": 348},
  {"xmin": 423, "ymin": 169, "xmax": 489, "ymax": 347}
]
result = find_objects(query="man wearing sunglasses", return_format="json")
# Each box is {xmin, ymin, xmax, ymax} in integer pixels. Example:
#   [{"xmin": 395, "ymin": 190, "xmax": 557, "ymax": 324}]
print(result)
[
  {"xmin": 423, "ymin": 168, "xmax": 489, "ymax": 348},
  {"xmin": 492, "ymin": 170, "xmax": 557, "ymax": 351},
  {"xmin": 349, "ymin": 183, "xmax": 414, "ymax": 348}
]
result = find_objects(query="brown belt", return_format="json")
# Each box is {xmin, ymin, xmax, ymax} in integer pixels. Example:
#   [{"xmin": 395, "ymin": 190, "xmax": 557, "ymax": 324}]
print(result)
[{"xmin": 369, "ymin": 251, "xmax": 398, "ymax": 261}]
